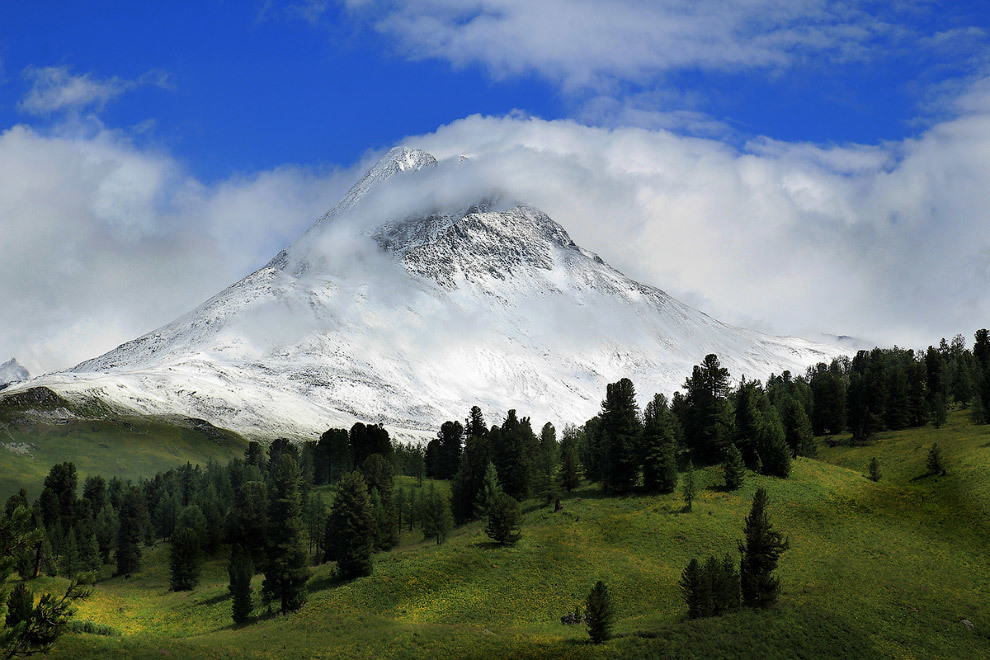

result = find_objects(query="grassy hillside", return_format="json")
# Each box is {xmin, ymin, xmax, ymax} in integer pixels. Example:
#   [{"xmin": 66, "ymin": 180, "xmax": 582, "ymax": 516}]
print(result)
[
  {"xmin": 0, "ymin": 389, "xmax": 248, "ymax": 498},
  {"xmin": 38, "ymin": 411, "xmax": 990, "ymax": 659}
]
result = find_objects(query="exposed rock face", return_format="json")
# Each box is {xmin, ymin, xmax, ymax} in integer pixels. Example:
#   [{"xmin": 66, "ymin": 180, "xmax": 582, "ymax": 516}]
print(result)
[{"xmin": 11, "ymin": 147, "xmax": 845, "ymax": 439}]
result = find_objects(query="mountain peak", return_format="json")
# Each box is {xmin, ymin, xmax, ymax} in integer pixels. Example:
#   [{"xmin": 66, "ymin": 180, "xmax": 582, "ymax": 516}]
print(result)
[{"xmin": 0, "ymin": 358, "xmax": 29, "ymax": 389}]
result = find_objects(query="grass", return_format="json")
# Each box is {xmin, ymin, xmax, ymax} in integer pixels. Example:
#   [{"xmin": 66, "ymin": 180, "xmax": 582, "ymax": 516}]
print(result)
[
  {"xmin": 0, "ymin": 415, "xmax": 248, "ymax": 499},
  {"xmin": 25, "ymin": 410, "xmax": 990, "ymax": 658}
]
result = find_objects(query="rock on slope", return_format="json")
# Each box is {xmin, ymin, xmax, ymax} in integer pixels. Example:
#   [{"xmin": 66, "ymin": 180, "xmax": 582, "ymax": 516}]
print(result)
[{"xmin": 10, "ymin": 148, "xmax": 845, "ymax": 439}]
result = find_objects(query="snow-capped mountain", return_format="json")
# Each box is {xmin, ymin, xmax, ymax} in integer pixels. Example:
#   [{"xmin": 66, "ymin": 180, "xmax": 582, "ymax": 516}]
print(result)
[
  {"xmin": 11, "ymin": 147, "xmax": 845, "ymax": 439},
  {"xmin": 0, "ymin": 359, "xmax": 29, "ymax": 390}
]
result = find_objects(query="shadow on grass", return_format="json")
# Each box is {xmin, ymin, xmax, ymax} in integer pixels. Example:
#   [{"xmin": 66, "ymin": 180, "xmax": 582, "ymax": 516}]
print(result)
[
  {"xmin": 196, "ymin": 591, "xmax": 230, "ymax": 607},
  {"xmin": 307, "ymin": 570, "xmax": 347, "ymax": 593}
]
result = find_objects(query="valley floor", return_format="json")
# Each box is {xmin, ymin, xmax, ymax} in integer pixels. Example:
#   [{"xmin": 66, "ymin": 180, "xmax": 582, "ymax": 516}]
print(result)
[{"xmin": 37, "ymin": 411, "xmax": 990, "ymax": 658}]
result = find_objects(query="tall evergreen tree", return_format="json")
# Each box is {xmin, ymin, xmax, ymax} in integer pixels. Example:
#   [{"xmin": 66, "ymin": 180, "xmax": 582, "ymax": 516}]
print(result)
[
  {"xmin": 738, "ymin": 488, "xmax": 789, "ymax": 608},
  {"xmin": 537, "ymin": 422, "xmax": 558, "ymax": 504},
  {"xmin": 682, "ymin": 461, "xmax": 696, "ymax": 512},
  {"xmin": 228, "ymin": 544, "xmax": 254, "ymax": 625},
  {"xmin": 474, "ymin": 462, "xmax": 503, "ymax": 520},
  {"xmin": 116, "ymin": 485, "xmax": 145, "ymax": 578},
  {"xmin": 642, "ymin": 394, "xmax": 678, "ymax": 494},
  {"xmin": 679, "ymin": 558, "xmax": 702, "ymax": 619},
  {"xmin": 485, "ymin": 493, "xmax": 522, "ymax": 545},
  {"xmin": 585, "ymin": 580, "xmax": 615, "ymax": 644},
  {"xmin": 324, "ymin": 471, "xmax": 375, "ymax": 580},
  {"xmin": 262, "ymin": 454, "xmax": 308, "ymax": 614},
  {"xmin": 421, "ymin": 487, "xmax": 454, "ymax": 546},
  {"xmin": 599, "ymin": 378, "xmax": 642, "ymax": 493},
  {"xmin": 723, "ymin": 444, "xmax": 745, "ymax": 491},
  {"xmin": 168, "ymin": 527, "xmax": 201, "ymax": 591},
  {"xmin": 780, "ymin": 396, "xmax": 815, "ymax": 458},
  {"xmin": 435, "ymin": 421, "xmax": 464, "ymax": 480},
  {"xmin": 465, "ymin": 406, "xmax": 487, "ymax": 439},
  {"xmin": 227, "ymin": 481, "xmax": 268, "ymax": 569},
  {"xmin": 683, "ymin": 355, "xmax": 732, "ymax": 461},
  {"xmin": 558, "ymin": 427, "xmax": 582, "ymax": 492}
]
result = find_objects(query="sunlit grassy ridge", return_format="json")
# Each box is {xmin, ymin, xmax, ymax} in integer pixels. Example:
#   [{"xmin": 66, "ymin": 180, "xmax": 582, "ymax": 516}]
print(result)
[
  {"xmin": 0, "ymin": 416, "xmax": 248, "ymax": 499},
  {"xmin": 46, "ymin": 411, "xmax": 990, "ymax": 658}
]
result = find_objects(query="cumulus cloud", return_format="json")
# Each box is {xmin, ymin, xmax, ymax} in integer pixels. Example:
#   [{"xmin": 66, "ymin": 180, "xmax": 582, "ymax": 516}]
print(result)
[
  {"xmin": 338, "ymin": 0, "xmax": 912, "ymax": 90},
  {"xmin": 18, "ymin": 66, "xmax": 171, "ymax": 115},
  {"xmin": 0, "ymin": 123, "xmax": 354, "ymax": 374},
  {"xmin": 386, "ymin": 79, "xmax": 990, "ymax": 349}
]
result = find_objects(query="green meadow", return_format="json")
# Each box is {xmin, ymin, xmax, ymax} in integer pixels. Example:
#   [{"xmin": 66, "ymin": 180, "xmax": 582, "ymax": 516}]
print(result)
[
  {"xmin": 30, "ymin": 409, "xmax": 988, "ymax": 659},
  {"xmin": 0, "ymin": 414, "xmax": 248, "ymax": 499}
]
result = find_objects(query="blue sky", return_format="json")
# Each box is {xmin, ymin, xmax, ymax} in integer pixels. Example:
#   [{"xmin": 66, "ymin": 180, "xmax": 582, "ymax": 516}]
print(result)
[
  {"xmin": 2, "ymin": 1, "xmax": 990, "ymax": 372},
  {"xmin": 3, "ymin": 1, "xmax": 987, "ymax": 180}
]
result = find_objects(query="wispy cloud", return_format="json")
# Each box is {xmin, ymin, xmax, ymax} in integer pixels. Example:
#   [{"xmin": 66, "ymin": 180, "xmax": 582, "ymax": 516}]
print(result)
[{"xmin": 18, "ymin": 66, "xmax": 171, "ymax": 115}]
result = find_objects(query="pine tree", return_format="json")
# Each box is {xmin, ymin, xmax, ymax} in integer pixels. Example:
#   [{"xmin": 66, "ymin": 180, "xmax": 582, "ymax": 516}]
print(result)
[
  {"xmin": 5, "ymin": 583, "xmax": 33, "ymax": 628},
  {"xmin": 116, "ymin": 485, "xmax": 145, "ymax": 578},
  {"xmin": 324, "ymin": 471, "xmax": 375, "ymax": 580},
  {"xmin": 168, "ymin": 527, "xmax": 201, "ymax": 591},
  {"xmin": 755, "ymin": 404, "xmax": 791, "ymax": 478},
  {"xmin": 682, "ymin": 461, "xmax": 696, "ymax": 512},
  {"xmin": 228, "ymin": 544, "xmax": 254, "ymax": 625},
  {"xmin": 474, "ymin": 462, "xmax": 503, "ymax": 520},
  {"xmin": 698, "ymin": 556, "xmax": 718, "ymax": 617},
  {"xmin": 642, "ymin": 393, "xmax": 678, "ymax": 494},
  {"xmin": 723, "ymin": 444, "xmax": 745, "ymax": 491},
  {"xmin": 868, "ymin": 456, "xmax": 882, "ymax": 482},
  {"xmin": 738, "ymin": 488, "xmax": 789, "ymax": 608},
  {"xmin": 558, "ymin": 430, "xmax": 582, "ymax": 492},
  {"xmin": 584, "ymin": 580, "xmax": 615, "ymax": 644},
  {"xmin": 485, "ymin": 493, "xmax": 522, "ymax": 545},
  {"xmin": 926, "ymin": 443, "xmax": 946, "ymax": 476},
  {"xmin": 537, "ymin": 422, "xmax": 558, "ymax": 505},
  {"xmin": 717, "ymin": 553, "xmax": 741, "ymax": 613},
  {"xmin": 599, "ymin": 379, "xmax": 642, "ymax": 494},
  {"xmin": 679, "ymin": 558, "xmax": 702, "ymax": 619},
  {"xmin": 262, "ymin": 454, "xmax": 308, "ymax": 614},
  {"xmin": 780, "ymin": 396, "xmax": 816, "ymax": 457},
  {"xmin": 228, "ymin": 481, "xmax": 268, "ymax": 569},
  {"xmin": 421, "ymin": 487, "xmax": 454, "ymax": 546}
]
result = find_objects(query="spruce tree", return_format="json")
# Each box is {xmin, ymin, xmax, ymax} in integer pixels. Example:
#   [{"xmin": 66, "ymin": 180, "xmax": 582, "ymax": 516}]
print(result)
[
  {"xmin": 642, "ymin": 393, "xmax": 678, "ymax": 494},
  {"xmin": 584, "ymin": 580, "xmax": 615, "ymax": 644},
  {"xmin": 485, "ymin": 493, "xmax": 522, "ymax": 545},
  {"xmin": 168, "ymin": 527, "xmax": 201, "ymax": 591},
  {"xmin": 755, "ymin": 405, "xmax": 791, "ymax": 478},
  {"xmin": 679, "ymin": 558, "xmax": 702, "ymax": 619},
  {"xmin": 698, "ymin": 556, "xmax": 718, "ymax": 617},
  {"xmin": 116, "ymin": 485, "xmax": 144, "ymax": 578},
  {"xmin": 537, "ymin": 422, "xmax": 558, "ymax": 505},
  {"xmin": 421, "ymin": 487, "xmax": 454, "ymax": 546},
  {"xmin": 228, "ymin": 544, "xmax": 254, "ymax": 625},
  {"xmin": 228, "ymin": 481, "xmax": 268, "ymax": 568},
  {"xmin": 717, "ymin": 553, "xmax": 741, "ymax": 613},
  {"xmin": 780, "ymin": 396, "xmax": 816, "ymax": 457},
  {"xmin": 723, "ymin": 444, "xmax": 745, "ymax": 491},
  {"xmin": 738, "ymin": 488, "xmax": 789, "ymax": 608},
  {"xmin": 474, "ymin": 462, "xmax": 503, "ymax": 520},
  {"xmin": 5, "ymin": 583, "xmax": 33, "ymax": 628},
  {"xmin": 558, "ymin": 430, "xmax": 582, "ymax": 492},
  {"xmin": 682, "ymin": 461, "xmax": 696, "ymax": 512},
  {"xmin": 599, "ymin": 379, "xmax": 642, "ymax": 494},
  {"xmin": 324, "ymin": 471, "xmax": 375, "ymax": 580},
  {"xmin": 926, "ymin": 443, "xmax": 946, "ymax": 476},
  {"xmin": 262, "ymin": 454, "xmax": 308, "ymax": 614},
  {"xmin": 868, "ymin": 456, "xmax": 882, "ymax": 482}
]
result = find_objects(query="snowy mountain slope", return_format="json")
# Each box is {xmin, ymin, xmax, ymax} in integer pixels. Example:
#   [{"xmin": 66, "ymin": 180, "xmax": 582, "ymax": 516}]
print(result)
[
  {"xmin": 10, "ymin": 147, "xmax": 845, "ymax": 439},
  {"xmin": 0, "ymin": 359, "xmax": 29, "ymax": 389}
]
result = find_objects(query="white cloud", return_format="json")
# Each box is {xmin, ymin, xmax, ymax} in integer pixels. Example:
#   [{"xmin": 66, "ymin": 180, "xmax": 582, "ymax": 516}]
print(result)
[
  {"xmin": 18, "ymin": 66, "xmax": 171, "ymax": 115},
  {"xmin": 340, "ymin": 0, "xmax": 906, "ymax": 90},
  {"xmin": 0, "ymin": 123, "xmax": 353, "ymax": 374}
]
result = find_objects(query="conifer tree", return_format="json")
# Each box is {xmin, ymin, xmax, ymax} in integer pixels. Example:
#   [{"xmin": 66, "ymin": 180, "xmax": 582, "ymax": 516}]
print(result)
[
  {"xmin": 228, "ymin": 544, "xmax": 254, "ymax": 625},
  {"xmin": 599, "ymin": 379, "xmax": 642, "ymax": 493},
  {"xmin": 682, "ymin": 461, "xmax": 696, "ymax": 512},
  {"xmin": 537, "ymin": 422, "xmax": 558, "ymax": 504},
  {"xmin": 325, "ymin": 471, "xmax": 375, "ymax": 579},
  {"xmin": 584, "ymin": 580, "xmax": 615, "ymax": 644},
  {"xmin": 926, "ymin": 443, "xmax": 946, "ymax": 476},
  {"xmin": 116, "ymin": 485, "xmax": 145, "ymax": 578},
  {"xmin": 421, "ymin": 487, "xmax": 454, "ymax": 546},
  {"xmin": 679, "ymin": 558, "xmax": 702, "ymax": 619},
  {"xmin": 739, "ymin": 488, "xmax": 789, "ymax": 608},
  {"xmin": 168, "ymin": 527, "xmax": 201, "ymax": 591},
  {"xmin": 5, "ymin": 583, "xmax": 33, "ymax": 628},
  {"xmin": 723, "ymin": 444, "xmax": 745, "ymax": 491},
  {"xmin": 485, "ymin": 493, "xmax": 521, "ymax": 545},
  {"xmin": 474, "ymin": 462, "xmax": 503, "ymax": 520},
  {"xmin": 868, "ymin": 456, "xmax": 882, "ymax": 482},
  {"xmin": 780, "ymin": 396, "xmax": 816, "ymax": 457},
  {"xmin": 558, "ymin": 429, "xmax": 582, "ymax": 492},
  {"xmin": 717, "ymin": 553, "xmax": 741, "ymax": 613},
  {"xmin": 228, "ymin": 481, "xmax": 268, "ymax": 569},
  {"xmin": 642, "ymin": 393, "xmax": 678, "ymax": 494},
  {"xmin": 698, "ymin": 556, "xmax": 718, "ymax": 617},
  {"xmin": 755, "ymin": 404, "xmax": 791, "ymax": 478},
  {"xmin": 262, "ymin": 454, "xmax": 308, "ymax": 614}
]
